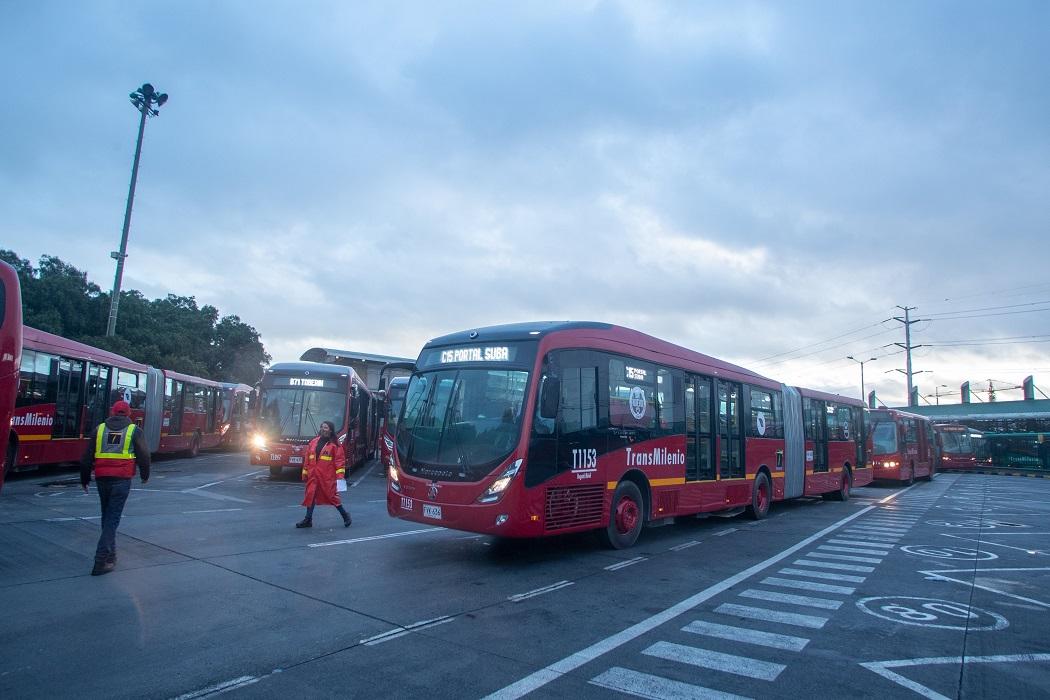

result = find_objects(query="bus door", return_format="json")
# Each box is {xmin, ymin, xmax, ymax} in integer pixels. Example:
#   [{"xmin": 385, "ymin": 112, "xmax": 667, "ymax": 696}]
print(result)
[
  {"xmin": 52, "ymin": 357, "xmax": 85, "ymax": 438},
  {"xmin": 167, "ymin": 379, "xmax": 184, "ymax": 435},
  {"xmin": 84, "ymin": 363, "xmax": 111, "ymax": 433},
  {"xmin": 716, "ymin": 380, "xmax": 744, "ymax": 480},
  {"xmin": 813, "ymin": 400, "xmax": 829, "ymax": 473},
  {"xmin": 206, "ymin": 387, "xmax": 217, "ymax": 433},
  {"xmin": 781, "ymin": 385, "xmax": 805, "ymax": 498},
  {"xmin": 685, "ymin": 375, "xmax": 715, "ymax": 482}
]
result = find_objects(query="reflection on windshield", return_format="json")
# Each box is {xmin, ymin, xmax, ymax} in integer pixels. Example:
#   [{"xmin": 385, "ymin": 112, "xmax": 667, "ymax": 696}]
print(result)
[
  {"xmin": 940, "ymin": 432, "xmax": 973, "ymax": 454},
  {"xmin": 386, "ymin": 384, "xmax": 407, "ymax": 432},
  {"xmin": 258, "ymin": 388, "xmax": 346, "ymax": 439},
  {"xmin": 871, "ymin": 422, "xmax": 898, "ymax": 455},
  {"xmin": 396, "ymin": 369, "xmax": 528, "ymax": 480}
]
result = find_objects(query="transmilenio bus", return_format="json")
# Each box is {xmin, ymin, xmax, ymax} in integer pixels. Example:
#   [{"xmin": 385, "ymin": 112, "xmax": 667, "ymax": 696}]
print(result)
[
  {"xmin": 219, "ymin": 382, "xmax": 254, "ymax": 450},
  {"xmin": 387, "ymin": 322, "xmax": 870, "ymax": 548},
  {"xmin": 251, "ymin": 362, "xmax": 375, "ymax": 477},
  {"xmin": 8, "ymin": 327, "xmax": 230, "ymax": 473},
  {"xmin": 868, "ymin": 407, "xmax": 935, "ymax": 484},
  {"xmin": 0, "ymin": 261, "xmax": 23, "ymax": 492},
  {"xmin": 933, "ymin": 423, "xmax": 986, "ymax": 470}
]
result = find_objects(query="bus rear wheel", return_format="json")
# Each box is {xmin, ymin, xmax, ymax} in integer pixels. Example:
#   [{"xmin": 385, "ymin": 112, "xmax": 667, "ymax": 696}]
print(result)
[
  {"xmin": 829, "ymin": 469, "xmax": 852, "ymax": 501},
  {"xmin": 748, "ymin": 472, "xmax": 771, "ymax": 520},
  {"xmin": 600, "ymin": 481, "xmax": 643, "ymax": 549},
  {"xmin": 904, "ymin": 466, "xmax": 914, "ymax": 486}
]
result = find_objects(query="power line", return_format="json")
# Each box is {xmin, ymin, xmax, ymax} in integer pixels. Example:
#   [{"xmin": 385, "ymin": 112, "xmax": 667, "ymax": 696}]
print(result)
[
  {"xmin": 752, "ymin": 320, "xmax": 889, "ymax": 364},
  {"xmin": 924, "ymin": 299, "xmax": 1050, "ymax": 318}
]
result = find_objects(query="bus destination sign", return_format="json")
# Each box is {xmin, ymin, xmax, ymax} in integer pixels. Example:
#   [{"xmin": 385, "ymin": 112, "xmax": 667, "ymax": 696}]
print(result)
[{"xmin": 439, "ymin": 346, "xmax": 511, "ymax": 364}]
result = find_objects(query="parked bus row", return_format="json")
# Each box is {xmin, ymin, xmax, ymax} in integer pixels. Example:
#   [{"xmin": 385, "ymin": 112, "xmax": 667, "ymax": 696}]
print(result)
[
  {"xmin": 4, "ymin": 325, "xmax": 253, "ymax": 481},
  {"xmin": 384, "ymin": 321, "xmax": 878, "ymax": 549}
]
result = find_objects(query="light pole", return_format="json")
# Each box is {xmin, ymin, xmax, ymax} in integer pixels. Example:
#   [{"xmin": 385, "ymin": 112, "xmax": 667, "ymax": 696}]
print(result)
[
  {"xmin": 106, "ymin": 83, "xmax": 168, "ymax": 337},
  {"xmin": 847, "ymin": 355, "xmax": 876, "ymax": 401}
]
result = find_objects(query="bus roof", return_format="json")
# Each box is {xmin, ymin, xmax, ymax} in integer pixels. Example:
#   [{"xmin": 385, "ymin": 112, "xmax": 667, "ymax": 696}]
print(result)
[
  {"xmin": 795, "ymin": 386, "xmax": 864, "ymax": 407},
  {"xmin": 424, "ymin": 321, "xmax": 785, "ymax": 389},
  {"xmin": 299, "ymin": 347, "xmax": 414, "ymax": 365},
  {"xmin": 22, "ymin": 325, "xmax": 148, "ymax": 371},
  {"xmin": 162, "ymin": 368, "xmax": 223, "ymax": 387},
  {"xmin": 868, "ymin": 407, "xmax": 930, "ymax": 421},
  {"xmin": 265, "ymin": 361, "xmax": 367, "ymax": 383}
]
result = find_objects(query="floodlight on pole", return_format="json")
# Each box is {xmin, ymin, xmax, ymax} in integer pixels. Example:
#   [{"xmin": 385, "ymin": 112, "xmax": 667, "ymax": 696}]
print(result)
[
  {"xmin": 846, "ymin": 355, "xmax": 877, "ymax": 402},
  {"xmin": 106, "ymin": 83, "xmax": 169, "ymax": 337}
]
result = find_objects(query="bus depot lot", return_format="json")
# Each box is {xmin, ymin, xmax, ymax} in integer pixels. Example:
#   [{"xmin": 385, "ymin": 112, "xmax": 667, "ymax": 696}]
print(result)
[{"xmin": 0, "ymin": 465, "xmax": 1046, "ymax": 700}]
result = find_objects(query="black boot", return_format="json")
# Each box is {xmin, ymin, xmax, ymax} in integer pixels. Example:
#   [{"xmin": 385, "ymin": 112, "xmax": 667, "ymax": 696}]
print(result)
[
  {"xmin": 91, "ymin": 560, "xmax": 115, "ymax": 576},
  {"xmin": 343, "ymin": 514, "xmax": 352, "ymax": 528},
  {"xmin": 295, "ymin": 518, "xmax": 312, "ymax": 528}
]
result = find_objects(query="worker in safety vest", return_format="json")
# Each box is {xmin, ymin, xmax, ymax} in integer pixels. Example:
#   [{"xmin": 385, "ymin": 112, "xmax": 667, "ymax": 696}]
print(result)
[{"xmin": 80, "ymin": 399, "xmax": 151, "ymax": 576}]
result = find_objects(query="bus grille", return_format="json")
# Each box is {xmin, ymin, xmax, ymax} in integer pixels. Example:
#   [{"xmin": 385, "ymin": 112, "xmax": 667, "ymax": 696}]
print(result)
[{"xmin": 545, "ymin": 485, "xmax": 605, "ymax": 531}]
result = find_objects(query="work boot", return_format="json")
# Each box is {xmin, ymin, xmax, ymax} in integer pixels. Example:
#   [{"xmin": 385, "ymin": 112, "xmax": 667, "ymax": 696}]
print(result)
[
  {"xmin": 343, "ymin": 515, "xmax": 352, "ymax": 528},
  {"xmin": 106, "ymin": 553, "xmax": 117, "ymax": 565},
  {"xmin": 91, "ymin": 561, "xmax": 116, "ymax": 576},
  {"xmin": 295, "ymin": 518, "xmax": 312, "ymax": 528}
]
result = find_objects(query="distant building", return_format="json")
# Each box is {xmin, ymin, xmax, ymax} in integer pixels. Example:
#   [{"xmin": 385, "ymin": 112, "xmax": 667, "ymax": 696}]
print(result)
[{"xmin": 299, "ymin": 347, "xmax": 413, "ymax": 391}]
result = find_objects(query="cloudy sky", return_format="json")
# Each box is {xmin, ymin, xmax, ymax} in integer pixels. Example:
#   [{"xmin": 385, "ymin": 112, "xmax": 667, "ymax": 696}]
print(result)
[{"xmin": 4, "ymin": 1, "xmax": 1049, "ymax": 406}]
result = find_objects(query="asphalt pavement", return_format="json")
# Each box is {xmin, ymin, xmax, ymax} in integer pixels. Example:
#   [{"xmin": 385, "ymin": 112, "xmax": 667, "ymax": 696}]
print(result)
[{"xmin": 1, "ymin": 456, "xmax": 1047, "ymax": 699}]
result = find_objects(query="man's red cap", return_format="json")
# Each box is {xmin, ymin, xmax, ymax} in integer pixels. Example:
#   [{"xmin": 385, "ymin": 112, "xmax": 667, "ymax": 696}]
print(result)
[{"xmin": 111, "ymin": 400, "xmax": 132, "ymax": 416}]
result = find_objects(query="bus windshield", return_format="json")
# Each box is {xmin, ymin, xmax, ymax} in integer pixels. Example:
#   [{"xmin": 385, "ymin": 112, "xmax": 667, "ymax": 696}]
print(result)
[
  {"xmin": 396, "ymin": 368, "xmax": 528, "ymax": 481},
  {"xmin": 940, "ymin": 431, "xmax": 974, "ymax": 454},
  {"xmin": 257, "ymin": 387, "xmax": 346, "ymax": 439},
  {"xmin": 870, "ymin": 421, "xmax": 898, "ymax": 455}
]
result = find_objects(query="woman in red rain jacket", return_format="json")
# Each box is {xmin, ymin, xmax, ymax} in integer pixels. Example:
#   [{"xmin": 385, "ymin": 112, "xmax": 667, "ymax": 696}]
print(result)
[{"xmin": 296, "ymin": 421, "xmax": 351, "ymax": 528}]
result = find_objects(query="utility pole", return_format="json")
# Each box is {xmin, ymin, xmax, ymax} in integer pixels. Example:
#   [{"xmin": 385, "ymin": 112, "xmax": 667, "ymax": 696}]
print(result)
[
  {"xmin": 892, "ymin": 305, "xmax": 924, "ymax": 407},
  {"xmin": 106, "ymin": 83, "xmax": 168, "ymax": 337}
]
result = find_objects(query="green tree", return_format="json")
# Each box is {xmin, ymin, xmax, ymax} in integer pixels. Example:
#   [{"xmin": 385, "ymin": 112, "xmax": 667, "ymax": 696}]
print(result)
[{"xmin": 4, "ymin": 250, "xmax": 270, "ymax": 385}]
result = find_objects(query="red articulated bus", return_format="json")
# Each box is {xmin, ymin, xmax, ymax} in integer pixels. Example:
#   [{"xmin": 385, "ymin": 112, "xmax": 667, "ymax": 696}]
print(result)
[
  {"xmin": 219, "ymin": 382, "xmax": 254, "ymax": 450},
  {"xmin": 251, "ymin": 361, "xmax": 375, "ymax": 478},
  {"xmin": 868, "ymin": 407, "xmax": 935, "ymax": 484},
  {"xmin": 387, "ymin": 322, "xmax": 870, "ymax": 549},
  {"xmin": 933, "ymin": 423, "xmax": 985, "ymax": 470},
  {"xmin": 10, "ymin": 327, "xmax": 150, "ymax": 473},
  {"xmin": 0, "ymin": 261, "xmax": 23, "ymax": 492},
  {"xmin": 144, "ymin": 368, "xmax": 225, "ymax": 457}
]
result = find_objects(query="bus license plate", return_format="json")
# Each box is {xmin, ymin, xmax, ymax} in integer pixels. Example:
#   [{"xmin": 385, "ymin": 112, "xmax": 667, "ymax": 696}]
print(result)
[
  {"xmin": 289, "ymin": 456, "xmax": 303, "ymax": 465},
  {"xmin": 423, "ymin": 504, "xmax": 442, "ymax": 520}
]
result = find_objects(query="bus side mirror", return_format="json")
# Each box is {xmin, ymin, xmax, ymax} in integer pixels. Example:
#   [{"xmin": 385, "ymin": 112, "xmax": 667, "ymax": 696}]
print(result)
[
  {"xmin": 376, "ymin": 389, "xmax": 387, "ymax": 402},
  {"xmin": 539, "ymin": 376, "xmax": 560, "ymax": 419}
]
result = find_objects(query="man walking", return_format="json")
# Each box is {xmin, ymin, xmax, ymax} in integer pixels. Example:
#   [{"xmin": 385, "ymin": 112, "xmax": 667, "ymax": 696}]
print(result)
[{"xmin": 80, "ymin": 399, "xmax": 151, "ymax": 576}]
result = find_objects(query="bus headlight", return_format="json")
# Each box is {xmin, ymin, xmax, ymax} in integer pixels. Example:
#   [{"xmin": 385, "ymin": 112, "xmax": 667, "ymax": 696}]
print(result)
[
  {"xmin": 252, "ymin": 433, "xmax": 268, "ymax": 450},
  {"xmin": 477, "ymin": 459, "xmax": 523, "ymax": 504},
  {"xmin": 388, "ymin": 464, "xmax": 401, "ymax": 493}
]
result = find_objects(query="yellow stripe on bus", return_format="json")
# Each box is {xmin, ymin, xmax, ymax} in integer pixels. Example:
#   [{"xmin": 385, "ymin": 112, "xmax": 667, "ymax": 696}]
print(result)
[
  {"xmin": 17, "ymin": 434, "xmax": 52, "ymax": 441},
  {"xmin": 650, "ymin": 478, "xmax": 686, "ymax": 487}
]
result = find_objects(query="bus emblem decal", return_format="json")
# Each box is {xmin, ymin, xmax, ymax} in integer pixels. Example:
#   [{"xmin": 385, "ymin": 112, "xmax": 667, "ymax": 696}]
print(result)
[{"xmin": 428, "ymin": 482, "xmax": 440, "ymax": 500}]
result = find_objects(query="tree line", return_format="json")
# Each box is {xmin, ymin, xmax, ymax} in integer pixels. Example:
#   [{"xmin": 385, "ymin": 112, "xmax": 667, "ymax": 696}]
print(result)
[{"xmin": 1, "ymin": 250, "xmax": 270, "ymax": 386}]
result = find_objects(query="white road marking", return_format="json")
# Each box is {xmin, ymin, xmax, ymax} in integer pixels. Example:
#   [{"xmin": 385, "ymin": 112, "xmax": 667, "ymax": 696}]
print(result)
[
  {"xmin": 860, "ymin": 654, "xmax": 1050, "ymax": 700},
  {"xmin": 360, "ymin": 616, "xmax": 455, "ymax": 645},
  {"xmin": 482, "ymin": 503, "xmax": 874, "ymax": 699},
  {"xmin": 827, "ymin": 539, "xmax": 895, "ymax": 549},
  {"xmin": 919, "ymin": 567, "xmax": 1050, "ymax": 609},
  {"xmin": 807, "ymin": 551, "xmax": 883, "ymax": 564},
  {"xmin": 670, "ymin": 540, "xmax": 701, "ymax": 551},
  {"xmin": 759, "ymin": 576, "xmax": 856, "ymax": 595},
  {"xmin": 819, "ymin": 544, "xmax": 890, "ymax": 556},
  {"xmin": 509, "ymin": 581, "xmax": 574, "ymax": 602},
  {"xmin": 940, "ymin": 533, "xmax": 1049, "ymax": 555},
  {"xmin": 777, "ymin": 568, "xmax": 866, "ymax": 583},
  {"xmin": 642, "ymin": 641, "xmax": 787, "ymax": 680},
  {"xmin": 792, "ymin": 559, "xmax": 876, "ymax": 573},
  {"xmin": 183, "ymin": 508, "xmax": 243, "ymax": 514},
  {"xmin": 171, "ymin": 675, "xmax": 259, "ymax": 699},
  {"xmin": 605, "ymin": 557, "xmax": 647, "ymax": 571},
  {"xmin": 846, "ymin": 526, "xmax": 908, "ymax": 534},
  {"xmin": 589, "ymin": 667, "xmax": 750, "ymax": 700},
  {"xmin": 682, "ymin": 619, "xmax": 810, "ymax": 651},
  {"xmin": 713, "ymin": 603, "xmax": 828, "ymax": 629},
  {"xmin": 308, "ymin": 527, "xmax": 444, "ymax": 547},
  {"xmin": 714, "ymin": 527, "xmax": 738, "ymax": 537},
  {"xmin": 738, "ymin": 589, "xmax": 843, "ymax": 610}
]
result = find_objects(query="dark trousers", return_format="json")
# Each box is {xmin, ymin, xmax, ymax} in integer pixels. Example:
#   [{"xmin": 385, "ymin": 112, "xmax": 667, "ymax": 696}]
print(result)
[
  {"xmin": 95, "ymin": 477, "xmax": 131, "ymax": 563},
  {"xmin": 305, "ymin": 496, "xmax": 349, "ymax": 521}
]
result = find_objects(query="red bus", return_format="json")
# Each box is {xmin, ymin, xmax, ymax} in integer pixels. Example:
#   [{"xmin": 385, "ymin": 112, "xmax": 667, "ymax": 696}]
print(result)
[
  {"xmin": 1, "ymin": 260, "xmax": 23, "ymax": 492},
  {"xmin": 144, "ymin": 368, "xmax": 226, "ymax": 457},
  {"xmin": 219, "ymin": 382, "xmax": 254, "ymax": 450},
  {"xmin": 10, "ymin": 326, "xmax": 232, "ymax": 471},
  {"xmin": 933, "ymin": 423, "xmax": 986, "ymax": 470},
  {"xmin": 379, "ymin": 376, "xmax": 409, "ymax": 469},
  {"xmin": 251, "ymin": 361, "xmax": 375, "ymax": 477},
  {"xmin": 10, "ymin": 327, "xmax": 150, "ymax": 473},
  {"xmin": 868, "ymin": 407, "xmax": 935, "ymax": 484},
  {"xmin": 386, "ymin": 322, "xmax": 869, "ymax": 548}
]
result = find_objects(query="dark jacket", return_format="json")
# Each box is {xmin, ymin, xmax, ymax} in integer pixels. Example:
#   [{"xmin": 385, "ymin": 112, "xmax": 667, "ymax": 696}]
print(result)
[{"xmin": 81, "ymin": 416, "xmax": 152, "ymax": 486}]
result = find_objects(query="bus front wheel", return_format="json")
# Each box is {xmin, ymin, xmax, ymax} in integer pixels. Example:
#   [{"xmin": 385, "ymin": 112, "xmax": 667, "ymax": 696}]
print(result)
[
  {"xmin": 269, "ymin": 466, "xmax": 282, "ymax": 479},
  {"xmin": 829, "ymin": 469, "xmax": 852, "ymax": 501},
  {"xmin": 600, "ymin": 481, "xmax": 643, "ymax": 549},
  {"xmin": 748, "ymin": 472, "xmax": 771, "ymax": 519}
]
